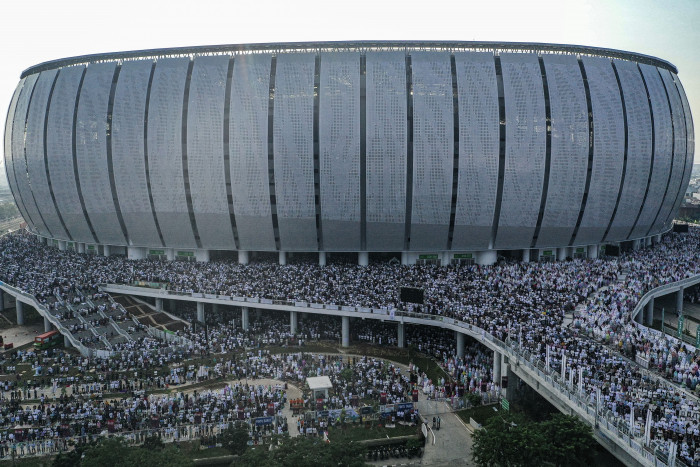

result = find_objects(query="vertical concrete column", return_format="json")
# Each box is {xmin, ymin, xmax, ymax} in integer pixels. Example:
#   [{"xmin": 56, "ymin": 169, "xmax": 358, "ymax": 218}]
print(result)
[
  {"xmin": 279, "ymin": 251, "xmax": 287, "ymax": 265},
  {"xmin": 455, "ymin": 331, "xmax": 465, "ymax": 358},
  {"xmin": 645, "ymin": 237, "xmax": 652, "ymax": 247},
  {"xmin": 195, "ymin": 249, "xmax": 210, "ymax": 262},
  {"xmin": 401, "ymin": 252, "xmax": 409, "ymax": 265},
  {"xmin": 155, "ymin": 298, "xmax": 163, "ymax": 312},
  {"xmin": 493, "ymin": 350, "xmax": 502, "ymax": 384},
  {"xmin": 64, "ymin": 335, "xmax": 70, "ymax": 348},
  {"xmin": 557, "ymin": 247, "xmax": 567, "ymax": 261},
  {"xmin": 78, "ymin": 243, "xmax": 86, "ymax": 254},
  {"xmin": 290, "ymin": 311, "xmax": 298, "ymax": 335},
  {"xmin": 587, "ymin": 244, "xmax": 598, "ymax": 259},
  {"xmin": 635, "ymin": 309, "xmax": 643, "ymax": 324},
  {"xmin": 397, "ymin": 322, "xmax": 405, "ymax": 348},
  {"xmin": 645, "ymin": 297, "xmax": 655, "ymax": 326},
  {"xmin": 358, "ymin": 252, "xmax": 369, "ymax": 266},
  {"xmin": 522, "ymin": 249, "xmax": 530, "ymax": 263},
  {"xmin": 103, "ymin": 245, "xmax": 111, "ymax": 257},
  {"xmin": 166, "ymin": 249, "xmax": 175, "ymax": 261},
  {"xmin": 44, "ymin": 316, "xmax": 52, "ymax": 333},
  {"xmin": 319, "ymin": 252, "xmax": 326, "ymax": 266},
  {"xmin": 241, "ymin": 307, "xmax": 249, "ymax": 331},
  {"xmin": 238, "ymin": 251, "xmax": 249, "ymax": 265},
  {"xmin": 255, "ymin": 309, "xmax": 261, "ymax": 319},
  {"xmin": 16, "ymin": 301, "xmax": 24, "ymax": 326},
  {"xmin": 58, "ymin": 240, "xmax": 67, "ymax": 251},
  {"xmin": 341, "ymin": 316, "xmax": 350, "ymax": 347},
  {"xmin": 476, "ymin": 250, "xmax": 497, "ymax": 266},
  {"xmin": 677, "ymin": 287, "xmax": 684, "ymax": 315},
  {"xmin": 212, "ymin": 304, "xmax": 218, "ymax": 316},
  {"xmin": 170, "ymin": 300, "xmax": 178, "ymax": 313},
  {"xmin": 196, "ymin": 302, "xmax": 205, "ymax": 323},
  {"xmin": 128, "ymin": 247, "xmax": 146, "ymax": 260}
]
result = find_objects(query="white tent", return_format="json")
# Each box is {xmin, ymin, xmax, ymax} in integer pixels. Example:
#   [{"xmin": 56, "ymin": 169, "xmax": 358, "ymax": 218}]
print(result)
[{"xmin": 306, "ymin": 376, "xmax": 333, "ymax": 400}]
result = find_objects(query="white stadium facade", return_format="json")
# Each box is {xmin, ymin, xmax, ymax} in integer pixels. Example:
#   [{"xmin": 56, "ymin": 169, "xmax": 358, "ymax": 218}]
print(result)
[{"xmin": 3, "ymin": 41, "xmax": 695, "ymax": 265}]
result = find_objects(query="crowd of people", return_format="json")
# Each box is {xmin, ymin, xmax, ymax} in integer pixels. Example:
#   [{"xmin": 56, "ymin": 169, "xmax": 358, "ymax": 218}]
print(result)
[{"xmin": 3, "ymin": 229, "xmax": 700, "ymax": 463}]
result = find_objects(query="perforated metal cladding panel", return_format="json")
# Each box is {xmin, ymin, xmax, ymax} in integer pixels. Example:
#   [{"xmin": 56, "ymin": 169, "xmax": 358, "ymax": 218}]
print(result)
[
  {"xmin": 319, "ymin": 52, "xmax": 361, "ymax": 250},
  {"xmin": 452, "ymin": 52, "xmax": 499, "ymax": 249},
  {"xmin": 147, "ymin": 58, "xmax": 197, "ymax": 248},
  {"xmin": 273, "ymin": 53, "xmax": 317, "ymax": 250},
  {"xmin": 631, "ymin": 64, "xmax": 672, "ymax": 238},
  {"xmin": 25, "ymin": 69, "xmax": 68, "ymax": 239},
  {"xmin": 228, "ymin": 54, "xmax": 276, "ymax": 251},
  {"xmin": 4, "ymin": 80, "xmax": 31, "ymax": 229},
  {"xmin": 409, "ymin": 52, "xmax": 453, "ymax": 250},
  {"xmin": 46, "ymin": 66, "xmax": 93, "ymax": 242},
  {"xmin": 365, "ymin": 52, "xmax": 407, "ymax": 251},
  {"xmin": 112, "ymin": 59, "xmax": 161, "ymax": 247},
  {"xmin": 76, "ymin": 62, "xmax": 125, "ymax": 245},
  {"xmin": 537, "ymin": 55, "xmax": 588, "ymax": 248},
  {"xmin": 606, "ymin": 60, "xmax": 652, "ymax": 241},
  {"xmin": 495, "ymin": 53, "xmax": 546, "ymax": 249},
  {"xmin": 187, "ymin": 55, "xmax": 235, "ymax": 249},
  {"xmin": 652, "ymin": 69, "xmax": 686, "ymax": 233},
  {"xmin": 575, "ymin": 57, "xmax": 624, "ymax": 245},
  {"xmin": 662, "ymin": 72, "xmax": 691, "ymax": 227},
  {"xmin": 11, "ymin": 74, "xmax": 47, "ymax": 235},
  {"xmin": 673, "ymin": 77, "xmax": 694, "ymax": 225}
]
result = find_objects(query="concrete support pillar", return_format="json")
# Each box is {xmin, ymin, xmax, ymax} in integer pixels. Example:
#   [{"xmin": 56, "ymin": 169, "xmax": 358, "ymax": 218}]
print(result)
[
  {"xmin": 44, "ymin": 316, "xmax": 52, "ymax": 333},
  {"xmin": 238, "ymin": 251, "xmax": 249, "ymax": 265},
  {"xmin": 290, "ymin": 311, "xmax": 298, "ymax": 335},
  {"xmin": 170, "ymin": 300, "xmax": 177, "ymax": 313},
  {"xmin": 493, "ymin": 350, "xmax": 502, "ymax": 384},
  {"xmin": 279, "ymin": 251, "xmax": 287, "ymax": 265},
  {"xmin": 522, "ymin": 249, "xmax": 530, "ymax": 263},
  {"xmin": 401, "ymin": 252, "xmax": 409, "ymax": 265},
  {"xmin": 397, "ymin": 322, "xmax": 405, "ymax": 348},
  {"xmin": 103, "ymin": 245, "xmax": 111, "ymax": 257},
  {"xmin": 677, "ymin": 287, "xmax": 684, "ymax": 315},
  {"xmin": 646, "ymin": 297, "xmax": 655, "ymax": 326},
  {"xmin": 57, "ymin": 240, "xmax": 66, "ymax": 251},
  {"xmin": 255, "ymin": 309, "xmax": 261, "ymax": 319},
  {"xmin": 557, "ymin": 247, "xmax": 567, "ymax": 261},
  {"xmin": 212, "ymin": 304, "xmax": 218, "ymax": 316},
  {"xmin": 64, "ymin": 335, "xmax": 70, "ymax": 348},
  {"xmin": 341, "ymin": 316, "xmax": 350, "ymax": 347},
  {"xmin": 241, "ymin": 307, "xmax": 249, "ymax": 331},
  {"xmin": 456, "ymin": 331, "xmax": 465, "ymax": 359},
  {"xmin": 166, "ymin": 249, "xmax": 175, "ymax": 261},
  {"xmin": 16, "ymin": 301, "xmax": 24, "ymax": 326},
  {"xmin": 635, "ymin": 309, "xmax": 644, "ymax": 324},
  {"xmin": 155, "ymin": 298, "xmax": 163, "ymax": 312},
  {"xmin": 645, "ymin": 237, "xmax": 652, "ymax": 247},
  {"xmin": 196, "ymin": 302, "xmax": 205, "ymax": 323},
  {"xmin": 195, "ymin": 249, "xmax": 210, "ymax": 262},
  {"xmin": 587, "ymin": 244, "xmax": 599, "ymax": 260},
  {"xmin": 78, "ymin": 243, "xmax": 86, "ymax": 254},
  {"xmin": 319, "ymin": 252, "xmax": 326, "ymax": 266},
  {"xmin": 476, "ymin": 250, "xmax": 497, "ymax": 266},
  {"xmin": 358, "ymin": 252, "xmax": 369, "ymax": 267}
]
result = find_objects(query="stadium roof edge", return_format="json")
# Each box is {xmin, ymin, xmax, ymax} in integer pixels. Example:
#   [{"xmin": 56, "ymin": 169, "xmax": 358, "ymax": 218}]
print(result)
[{"xmin": 19, "ymin": 40, "xmax": 678, "ymax": 78}]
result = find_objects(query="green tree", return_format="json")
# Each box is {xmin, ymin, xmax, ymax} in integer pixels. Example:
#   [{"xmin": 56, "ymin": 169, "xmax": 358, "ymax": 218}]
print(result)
[
  {"xmin": 235, "ymin": 435, "xmax": 366, "ymax": 467},
  {"xmin": 539, "ymin": 414, "xmax": 596, "ymax": 466},
  {"xmin": 472, "ymin": 413, "xmax": 546, "ymax": 466},
  {"xmin": 79, "ymin": 437, "xmax": 194, "ymax": 467},
  {"xmin": 219, "ymin": 426, "xmax": 250, "ymax": 455}
]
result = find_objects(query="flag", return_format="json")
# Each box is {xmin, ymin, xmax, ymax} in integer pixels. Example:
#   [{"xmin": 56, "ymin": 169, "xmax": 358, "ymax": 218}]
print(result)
[
  {"xmin": 578, "ymin": 367, "xmax": 583, "ymax": 393},
  {"xmin": 561, "ymin": 353, "xmax": 566, "ymax": 379},
  {"xmin": 546, "ymin": 346, "xmax": 551, "ymax": 371}
]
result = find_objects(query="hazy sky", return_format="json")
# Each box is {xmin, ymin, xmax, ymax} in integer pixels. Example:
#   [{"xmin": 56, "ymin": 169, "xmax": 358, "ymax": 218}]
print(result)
[{"xmin": 1, "ymin": 0, "xmax": 697, "ymax": 188}]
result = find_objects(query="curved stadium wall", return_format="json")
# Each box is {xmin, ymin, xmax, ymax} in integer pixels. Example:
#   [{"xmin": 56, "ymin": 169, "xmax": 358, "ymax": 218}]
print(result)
[{"xmin": 3, "ymin": 41, "xmax": 695, "ymax": 260}]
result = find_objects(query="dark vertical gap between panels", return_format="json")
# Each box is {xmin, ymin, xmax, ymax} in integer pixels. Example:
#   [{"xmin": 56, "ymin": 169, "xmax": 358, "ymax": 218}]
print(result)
[
  {"xmin": 569, "ymin": 59, "xmax": 595, "ymax": 246},
  {"xmin": 223, "ymin": 56, "xmax": 240, "ymax": 250},
  {"xmin": 144, "ymin": 61, "xmax": 166, "ymax": 248},
  {"xmin": 490, "ymin": 55, "xmax": 506, "ymax": 247},
  {"xmin": 44, "ymin": 70, "xmax": 73, "ymax": 240},
  {"xmin": 181, "ymin": 58, "xmax": 202, "ymax": 249},
  {"xmin": 22, "ymin": 74, "xmax": 54, "ymax": 237},
  {"xmin": 403, "ymin": 54, "xmax": 413, "ymax": 251},
  {"xmin": 602, "ymin": 61, "xmax": 629, "ymax": 242},
  {"xmin": 268, "ymin": 56, "xmax": 281, "ymax": 250},
  {"xmin": 72, "ymin": 67, "xmax": 100, "ymax": 244},
  {"xmin": 360, "ymin": 55, "xmax": 367, "ymax": 251},
  {"xmin": 11, "ymin": 78, "xmax": 39, "ymax": 230},
  {"xmin": 106, "ymin": 64, "xmax": 130, "ymax": 245},
  {"xmin": 663, "ymin": 76, "xmax": 690, "ymax": 227},
  {"xmin": 645, "ymin": 69, "xmax": 676, "ymax": 236},
  {"xmin": 446, "ymin": 54, "xmax": 459, "ymax": 251},
  {"xmin": 628, "ymin": 64, "xmax": 655, "ymax": 239},
  {"xmin": 313, "ymin": 53, "xmax": 323, "ymax": 251},
  {"xmin": 531, "ymin": 57, "xmax": 552, "ymax": 248}
]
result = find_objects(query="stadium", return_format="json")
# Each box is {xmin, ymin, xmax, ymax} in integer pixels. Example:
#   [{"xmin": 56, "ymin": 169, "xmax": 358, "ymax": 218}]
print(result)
[{"xmin": 4, "ymin": 41, "xmax": 694, "ymax": 266}]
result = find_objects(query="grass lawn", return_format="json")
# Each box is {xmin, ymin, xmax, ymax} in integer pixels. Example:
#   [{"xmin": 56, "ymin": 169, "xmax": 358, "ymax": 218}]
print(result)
[
  {"xmin": 456, "ymin": 403, "xmax": 501, "ymax": 426},
  {"xmin": 326, "ymin": 423, "xmax": 418, "ymax": 443},
  {"xmin": 0, "ymin": 456, "xmax": 55, "ymax": 467}
]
